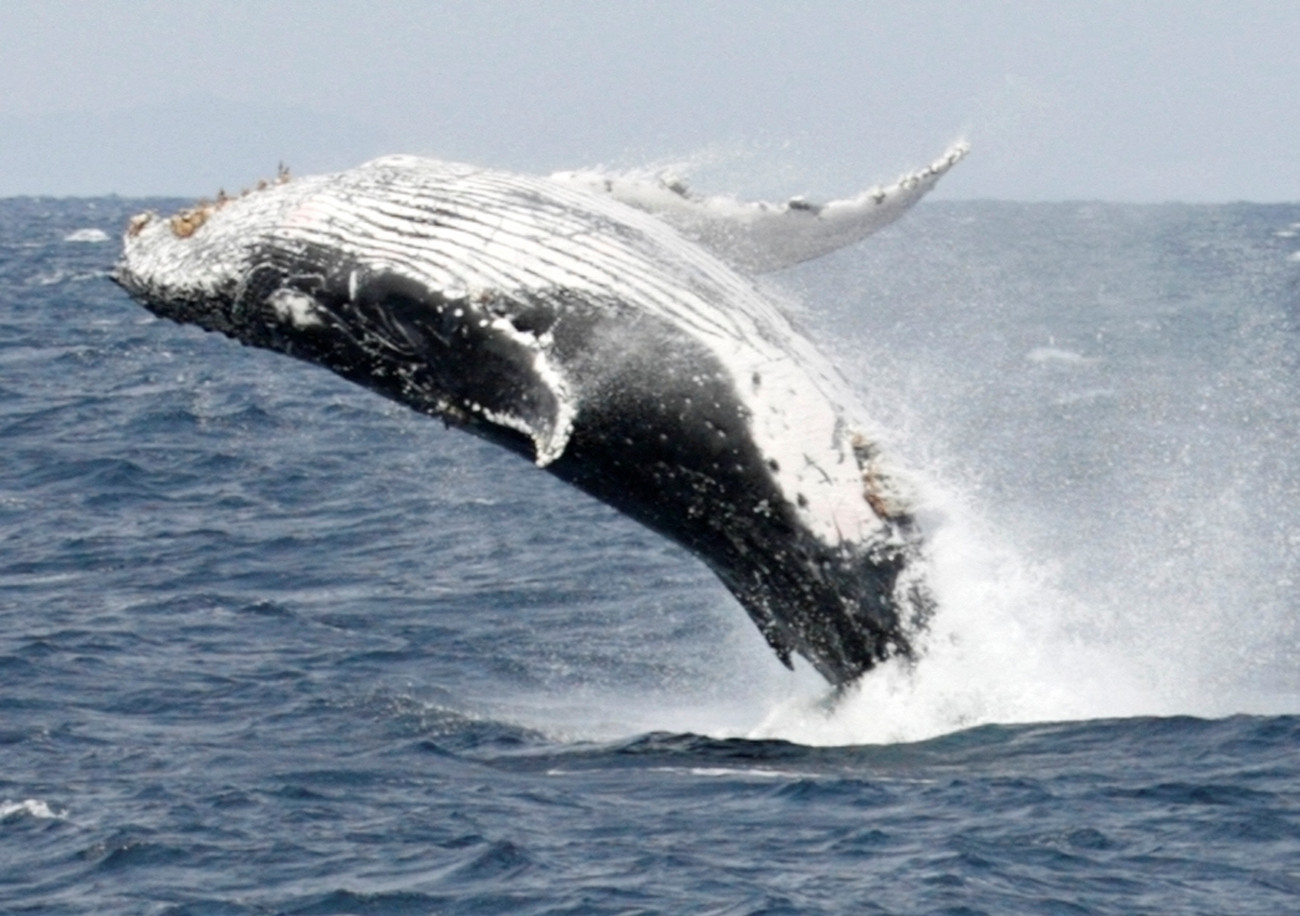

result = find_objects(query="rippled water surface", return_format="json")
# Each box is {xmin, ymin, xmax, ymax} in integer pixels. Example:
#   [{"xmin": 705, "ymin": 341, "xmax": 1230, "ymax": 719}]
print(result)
[{"xmin": 4, "ymin": 196, "xmax": 1300, "ymax": 914}]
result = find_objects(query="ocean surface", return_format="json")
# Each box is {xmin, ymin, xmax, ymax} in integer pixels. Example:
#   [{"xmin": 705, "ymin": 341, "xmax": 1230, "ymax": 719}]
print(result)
[{"xmin": 3, "ymin": 193, "xmax": 1300, "ymax": 914}]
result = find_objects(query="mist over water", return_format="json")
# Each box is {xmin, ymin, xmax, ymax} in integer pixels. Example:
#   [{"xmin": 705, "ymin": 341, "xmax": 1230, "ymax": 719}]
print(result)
[{"xmin": 736, "ymin": 202, "xmax": 1300, "ymax": 745}]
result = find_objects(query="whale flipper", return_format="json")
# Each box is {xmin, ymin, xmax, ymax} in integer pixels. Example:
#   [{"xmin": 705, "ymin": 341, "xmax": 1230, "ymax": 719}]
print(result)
[
  {"xmin": 330, "ymin": 270, "xmax": 579, "ymax": 468},
  {"xmin": 550, "ymin": 141, "xmax": 969, "ymax": 274}
]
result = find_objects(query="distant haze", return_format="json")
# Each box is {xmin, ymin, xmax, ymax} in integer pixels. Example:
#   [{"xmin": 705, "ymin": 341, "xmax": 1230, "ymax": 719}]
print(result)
[{"xmin": 2, "ymin": 0, "xmax": 1297, "ymax": 201}]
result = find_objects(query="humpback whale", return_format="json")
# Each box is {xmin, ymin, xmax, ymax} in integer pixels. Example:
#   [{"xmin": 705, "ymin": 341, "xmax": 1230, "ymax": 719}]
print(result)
[{"xmin": 112, "ymin": 143, "xmax": 967, "ymax": 686}]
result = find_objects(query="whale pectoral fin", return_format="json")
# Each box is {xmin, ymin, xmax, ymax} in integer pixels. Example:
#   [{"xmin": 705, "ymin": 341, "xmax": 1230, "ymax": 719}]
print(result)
[
  {"xmin": 473, "ymin": 340, "xmax": 575, "ymax": 468},
  {"xmin": 550, "ymin": 142, "xmax": 969, "ymax": 274},
  {"xmin": 329, "ymin": 270, "xmax": 577, "ymax": 467}
]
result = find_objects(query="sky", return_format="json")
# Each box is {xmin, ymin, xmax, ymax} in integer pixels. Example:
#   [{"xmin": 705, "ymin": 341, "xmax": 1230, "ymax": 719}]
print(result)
[{"xmin": 1, "ymin": 0, "xmax": 1297, "ymax": 201}]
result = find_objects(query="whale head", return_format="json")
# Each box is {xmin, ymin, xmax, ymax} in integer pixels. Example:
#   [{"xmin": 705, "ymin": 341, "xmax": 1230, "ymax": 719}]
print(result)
[
  {"xmin": 112, "ymin": 166, "xmax": 582, "ymax": 468},
  {"xmin": 112, "ymin": 176, "xmax": 323, "ymax": 347}
]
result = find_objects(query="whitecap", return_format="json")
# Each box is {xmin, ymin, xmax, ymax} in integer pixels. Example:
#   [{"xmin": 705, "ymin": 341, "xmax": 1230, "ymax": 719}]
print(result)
[
  {"xmin": 0, "ymin": 799, "xmax": 65, "ymax": 821},
  {"xmin": 30, "ymin": 269, "xmax": 106, "ymax": 286},
  {"xmin": 63, "ymin": 228, "xmax": 110, "ymax": 243}
]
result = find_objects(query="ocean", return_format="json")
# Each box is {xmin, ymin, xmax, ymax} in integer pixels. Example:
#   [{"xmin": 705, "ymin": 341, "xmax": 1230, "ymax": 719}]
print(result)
[{"xmin": 3, "ymin": 193, "xmax": 1300, "ymax": 914}]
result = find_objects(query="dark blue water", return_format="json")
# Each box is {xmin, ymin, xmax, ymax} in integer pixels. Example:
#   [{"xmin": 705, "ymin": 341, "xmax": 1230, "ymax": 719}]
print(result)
[{"xmin": 4, "ymin": 196, "xmax": 1300, "ymax": 914}]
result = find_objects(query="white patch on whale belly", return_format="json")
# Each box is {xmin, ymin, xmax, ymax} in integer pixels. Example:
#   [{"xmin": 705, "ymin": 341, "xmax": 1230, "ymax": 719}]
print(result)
[{"xmin": 267, "ymin": 289, "xmax": 323, "ymax": 328}]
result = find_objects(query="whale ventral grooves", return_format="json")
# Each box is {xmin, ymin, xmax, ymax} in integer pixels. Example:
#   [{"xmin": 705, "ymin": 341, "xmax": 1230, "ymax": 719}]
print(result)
[{"xmin": 112, "ymin": 147, "xmax": 964, "ymax": 685}]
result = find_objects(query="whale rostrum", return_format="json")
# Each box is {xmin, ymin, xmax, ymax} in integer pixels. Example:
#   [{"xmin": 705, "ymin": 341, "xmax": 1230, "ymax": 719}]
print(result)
[{"xmin": 112, "ymin": 146, "xmax": 966, "ymax": 686}]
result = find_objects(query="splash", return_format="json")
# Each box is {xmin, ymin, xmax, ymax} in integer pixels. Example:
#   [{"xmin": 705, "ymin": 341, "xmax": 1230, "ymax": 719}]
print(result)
[
  {"xmin": 737, "ymin": 457, "xmax": 1300, "ymax": 746},
  {"xmin": 1, "ymin": 799, "xmax": 65, "ymax": 822},
  {"xmin": 720, "ymin": 203, "xmax": 1300, "ymax": 746},
  {"xmin": 741, "ymin": 481, "xmax": 1157, "ymax": 745}
]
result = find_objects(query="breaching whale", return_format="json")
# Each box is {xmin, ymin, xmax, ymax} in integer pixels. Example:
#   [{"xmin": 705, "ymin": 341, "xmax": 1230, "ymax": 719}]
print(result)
[{"xmin": 111, "ymin": 143, "xmax": 967, "ymax": 686}]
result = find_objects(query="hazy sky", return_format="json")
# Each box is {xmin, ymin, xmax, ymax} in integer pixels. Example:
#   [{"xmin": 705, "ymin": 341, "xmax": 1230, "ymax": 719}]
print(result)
[{"xmin": 2, "ymin": 0, "xmax": 1297, "ymax": 201}]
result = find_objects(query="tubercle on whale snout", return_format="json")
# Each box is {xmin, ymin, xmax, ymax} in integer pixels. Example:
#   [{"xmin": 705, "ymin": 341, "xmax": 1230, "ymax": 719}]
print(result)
[
  {"xmin": 121, "ymin": 163, "xmax": 295, "ymax": 241},
  {"xmin": 126, "ymin": 212, "xmax": 153, "ymax": 237}
]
